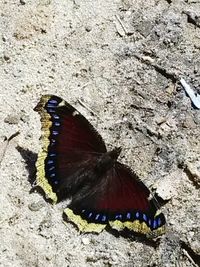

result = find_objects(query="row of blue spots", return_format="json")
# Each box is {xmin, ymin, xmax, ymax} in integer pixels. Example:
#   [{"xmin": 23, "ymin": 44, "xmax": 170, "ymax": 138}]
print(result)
[
  {"xmin": 80, "ymin": 209, "xmax": 163, "ymax": 229},
  {"xmin": 81, "ymin": 210, "xmax": 107, "ymax": 223},
  {"xmin": 47, "ymin": 162, "xmax": 58, "ymax": 185},
  {"xmin": 46, "ymin": 99, "xmax": 61, "ymax": 148},
  {"xmin": 115, "ymin": 211, "xmax": 162, "ymax": 229},
  {"xmin": 47, "ymin": 100, "xmax": 61, "ymax": 138},
  {"xmin": 45, "ymin": 99, "xmax": 60, "ymax": 186},
  {"xmin": 46, "ymin": 150, "xmax": 58, "ymax": 185},
  {"xmin": 46, "ymin": 99, "xmax": 59, "ymax": 109},
  {"xmin": 46, "ymin": 98, "xmax": 58, "ymax": 113}
]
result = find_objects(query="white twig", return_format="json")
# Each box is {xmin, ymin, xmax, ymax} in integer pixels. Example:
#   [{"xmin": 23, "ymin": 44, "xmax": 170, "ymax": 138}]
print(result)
[{"xmin": 180, "ymin": 78, "xmax": 200, "ymax": 109}]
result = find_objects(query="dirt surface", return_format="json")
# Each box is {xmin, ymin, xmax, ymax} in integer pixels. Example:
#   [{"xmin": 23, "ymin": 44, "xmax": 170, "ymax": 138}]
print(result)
[{"xmin": 0, "ymin": 0, "xmax": 200, "ymax": 266}]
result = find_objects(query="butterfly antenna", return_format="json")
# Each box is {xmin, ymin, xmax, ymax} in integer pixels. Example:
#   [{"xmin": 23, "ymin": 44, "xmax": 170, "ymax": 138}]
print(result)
[
  {"xmin": 148, "ymin": 187, "xmax": 161, "ymax": 210},
  {"xmin": 131, "ymin": 142, "xmax": 151, "ymax": 150},
  {"xmin": 0, "ymin": 131, "xmax": 20, "ymax": 167}
]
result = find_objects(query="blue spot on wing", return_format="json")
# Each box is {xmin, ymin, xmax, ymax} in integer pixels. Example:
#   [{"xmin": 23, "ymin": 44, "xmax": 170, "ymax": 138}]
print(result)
[
  {"xmin": 50, "ymin": 139, "xmax": 56, "ymax": 146},
  {"xmin": 52, "ymin": 130, "xmax": 59, "ymax": 135},
  {"xmin": 48, "ymin": 99, "xmax": 58, "ymax": 105},
  {"xmin": 53, "ymin": 114, "xmax": 60, "ymax": 119},
  {"xmin": 153, "ymin": 220, "xmax": 157, "ymax": 229},
  {"xmin": 47, "ymin": 104, "xmax": 56, "ymax": 109},
  {"xmin": 95, "ymin": 214, "xmax": 100, "ymax": 220},
  {"xmin": 115, "ymin": 214, "xmax": 122, "ymax": 220},
  {"xmin": 49, "ymin": 166, "xmax": 55, "ymax": 171},
  {"xmin": 102, "ymin": 215, "xmax": 107, "ymax": 222},
  {"xmin": 143, "ymin": 213, "xmax": 147, "ymax": 222},
  {"xmin": 126, "ymin": 212, "xmax": 131, "ymax": 220},
  {"xmin": 135, "ymin": 212, "xmax": 140, "ymax": 218},
  {"xmin": 47, "ymin": 108, "xmax": 56, "ymax": 113},
  {"xmin": 49, "ymin": 153, "xmax": 56, "ymax": 157}
]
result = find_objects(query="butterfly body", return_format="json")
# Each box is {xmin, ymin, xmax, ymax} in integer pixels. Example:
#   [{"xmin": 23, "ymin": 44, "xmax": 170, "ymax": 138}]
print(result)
[
  {"xmin": 94, "ymin": 147, "xmax": 121, "ymax": 173},
  {"xmin": 34, "ymin": 95, "xmax": 166, "ymax": 237}
]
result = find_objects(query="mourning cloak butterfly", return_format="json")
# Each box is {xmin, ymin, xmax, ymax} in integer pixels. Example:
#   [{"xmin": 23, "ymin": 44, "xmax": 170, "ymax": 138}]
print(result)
[{"xmin": 34, "ymin": 95, "xmax": 166, "ymax": 237}]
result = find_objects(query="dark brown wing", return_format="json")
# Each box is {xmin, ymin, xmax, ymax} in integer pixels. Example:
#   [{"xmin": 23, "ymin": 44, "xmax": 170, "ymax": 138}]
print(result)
[
  {"xmin": 64, "ymin": 163, "xmax": 166, "ymax": 236},
  {"xmin": 34, "ymin": 95, "xmax": 107, "ymax": 203}
]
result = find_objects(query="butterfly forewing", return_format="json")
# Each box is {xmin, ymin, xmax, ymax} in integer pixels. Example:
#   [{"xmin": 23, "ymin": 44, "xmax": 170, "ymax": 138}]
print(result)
[{"xmin": 34, "ymin": 95, "xmax": 106, "ymax": 202}]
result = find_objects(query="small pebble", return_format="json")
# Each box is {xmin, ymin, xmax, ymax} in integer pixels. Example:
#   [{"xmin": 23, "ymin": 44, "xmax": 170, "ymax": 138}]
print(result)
[
  {"xmin": 3, "ymin": 55, "xmax": 10, "ymax": 62},
  {"xmin": 28, "ymin": 201, "xmax": 45, "ymax": 211},
  {"xmin": 85, "ymin": 25, "xmax": 92, "ymax": 32},
  {"xmin": 153, "ymin": 172, "xmax": 179, "ymax": 200},
  {"xmin": 81, "ymin": 237, "xmax": 90, "ymax": 245},
  {"xmin": 185, "ymin": 162, "xmax": 200, "ymax": 187},
  {"xmin": 20, "ymin": 0, "xmax": 26, "ymax": 4},
  {"xmin": 4, "ymin": 115, "xmax": 20, "ymax": 125}
]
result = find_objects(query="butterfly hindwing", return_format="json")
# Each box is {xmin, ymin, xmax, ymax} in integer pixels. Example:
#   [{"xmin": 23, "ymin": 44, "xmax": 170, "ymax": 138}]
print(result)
[
  {"xmin": 34, "ymin": 95, "xmax": 106, "ymax": 203},
  {"xmin": 64, "ymin": 162, "xmax": 166, "ymax": 237}
]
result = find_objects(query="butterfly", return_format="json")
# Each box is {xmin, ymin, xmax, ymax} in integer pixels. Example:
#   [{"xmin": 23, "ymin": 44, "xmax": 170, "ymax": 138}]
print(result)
[{"xmin": 34, "ymin": 95, "xmax": 166, "ymax": 237}]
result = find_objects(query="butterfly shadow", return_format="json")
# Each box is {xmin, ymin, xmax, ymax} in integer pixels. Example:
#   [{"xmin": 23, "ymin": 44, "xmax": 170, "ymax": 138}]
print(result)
[
  {"xmin": 107, "ymin": 227, "xmax": 161, "ymax": 248},
  {"xmin": 16, "ymin": 146, "xmax": 48, "ymax": 199}
]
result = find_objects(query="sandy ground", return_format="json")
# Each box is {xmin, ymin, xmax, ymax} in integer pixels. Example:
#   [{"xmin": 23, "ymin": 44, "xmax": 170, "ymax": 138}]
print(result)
[{"xmin": 0, "ymin": 0, "xmax": 200, "ymax": 266}]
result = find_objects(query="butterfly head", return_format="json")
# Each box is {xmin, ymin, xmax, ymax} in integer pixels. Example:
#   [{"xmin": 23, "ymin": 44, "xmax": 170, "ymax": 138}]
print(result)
[{"xmin": 108, "ymin": 147, "xmax": 122, "ymax": 161}]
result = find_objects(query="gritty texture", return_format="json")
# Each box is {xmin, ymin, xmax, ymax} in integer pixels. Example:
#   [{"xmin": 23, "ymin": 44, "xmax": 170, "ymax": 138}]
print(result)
[{"xmin": 0, "ymin": 0, "xmax": 200, "ymax": 266}]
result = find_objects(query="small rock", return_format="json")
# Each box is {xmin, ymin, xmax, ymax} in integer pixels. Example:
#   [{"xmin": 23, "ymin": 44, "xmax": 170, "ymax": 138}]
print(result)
[
  {"xmin": 28, "ymin": 201, "xmax": 45, "ymax": 211},
  {"xmin": 182, "ymin": 115, "xmax": 196, "ymax": 129},
  {"xmin": 3, "ymin": 55, "xmax": 10, "ymax": 62},
  {"xmin": 155, "ymin": 116, "xmax": 167, "ymax": 125},
  {"xmin": 20, "ymin": 0, "xmax": 26, "ymax": 5},
  {"xmin": 85, "ymin": 25, "xmax": 92, "ymax": 32},
  {"xmin": 185, "ymin": 162, "xmax": 200, "ymax": 187},
  {"xmin": 135, "ymin": 20, "xmax": 154, "ymax": 38},
  {"xmin": 184, "ymin": 11, "xmax": 200, "ymax": 28},
  {"xmin": 153, "ymin": 171, "xmax": 180, "ymax": 200},
  {"xmin": 81, "ymin": 237, "xmax": 90, "ymax": 245},
  {"xmin": 166, "ymin": 83, "xmax": 175, "ymax": 95},
  {"xmin": 4, "ymin": 114, "xmax": 20, "ymax": 125}
]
